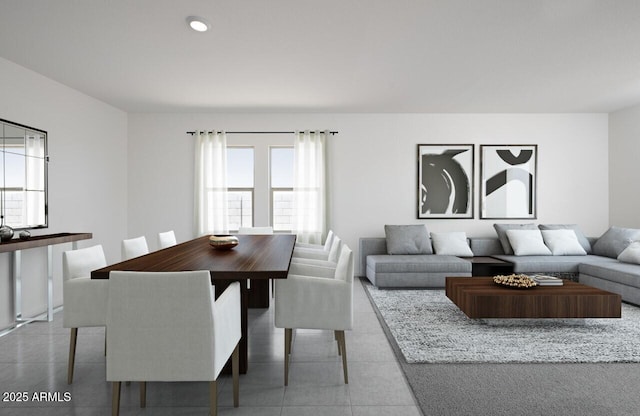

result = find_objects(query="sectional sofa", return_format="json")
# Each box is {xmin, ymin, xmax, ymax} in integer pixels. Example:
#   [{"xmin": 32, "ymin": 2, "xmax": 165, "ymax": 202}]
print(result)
[{"xmin": 360, "ymin": 224, "xmax": 640, "ymax": 305}]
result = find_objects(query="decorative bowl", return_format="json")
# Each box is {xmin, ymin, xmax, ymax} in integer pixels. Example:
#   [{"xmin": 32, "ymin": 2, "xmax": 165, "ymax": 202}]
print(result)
[
  {"xmin": 493, "ymin": 274, "xmax": 537, "ymax": 289},
  {"xmin": 209, "ymin": 234, "xmax": 239, "ymax": 250}
]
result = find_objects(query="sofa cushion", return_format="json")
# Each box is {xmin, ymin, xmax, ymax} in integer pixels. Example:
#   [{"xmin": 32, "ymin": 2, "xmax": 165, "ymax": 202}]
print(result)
[
  {"xmin": 430, "ymin": 232, "xmax": 473, "ymax": 257},
  {"xmin": 469, "ymin": 238, "xmax": 505, "ymax": 256},
  {"xmin": 618, "ymin": 241, "xmax": 640, "ymax": 265},
  {"xmin": 493, "ymin": 254, "xmax": 616, "ymax": 274},
  {"xmin": 494, "ymin": 223, "xmax": 537, "ymax": 255},
  {"xmin": 592, "ymin": 226, "xmax": 640, "ymax": 258},
  {"xmin": 580, "ymin": 261, "xmax": 640, "ymax": 289},
  {"xmin": 366, "ymin": 255, "xmax": 471, "ymax": 274},
  {"xmin": 384, "ymin": 224, "xmax": 433, "ymax": 255},
  {"xmin": 538, "ymin": 224, "xmax": 591, "ymax": 253},
  {"xmin": 506, "ymin": 230, "xmax": 551, "ymax": 256},
  {"xmin": 541, "ymin": 229, "xmax": 587, "ymax": 256}
]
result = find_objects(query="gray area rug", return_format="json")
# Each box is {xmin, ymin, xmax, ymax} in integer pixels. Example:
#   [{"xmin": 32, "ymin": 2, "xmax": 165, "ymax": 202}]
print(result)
[{"xmin": 364, "ymin": 284, "xmax": 640, "ymax": 364}]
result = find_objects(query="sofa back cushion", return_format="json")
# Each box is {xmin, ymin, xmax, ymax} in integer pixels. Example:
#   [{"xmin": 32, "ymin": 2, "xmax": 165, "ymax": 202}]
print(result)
[
  {"xmin": 494, "ymin": 223, "xmax": 537, "ymax": 255},
  {"xmin": 618, "ymin": 241, "xmax": 640, "ymax": 265},
  {"xmin": 505, "ymin": 229, "xmax": 551, "ymax": 256},
  {"xmin": 593, "ymin": 226, "xmax": 640, "ymax": 258},
  {"xmin": 431, "ymin": 232, "xmax": 473, "ymax": 256},
  {"xmin": 384, "ymin": 224, "xmax": 433, "ymax": 255},
  {"xmin": 540, "ymin": 229, "xmax": 587, "ymax": 256},
  {"xmin": 538, "ymin": 224, "xmax": 591, "ymax": 254}
]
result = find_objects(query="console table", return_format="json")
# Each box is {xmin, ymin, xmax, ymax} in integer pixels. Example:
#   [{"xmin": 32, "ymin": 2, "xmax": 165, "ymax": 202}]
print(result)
[{"xmin": 0, "ymin": 232, "xmax": 92, "ymax": 324}]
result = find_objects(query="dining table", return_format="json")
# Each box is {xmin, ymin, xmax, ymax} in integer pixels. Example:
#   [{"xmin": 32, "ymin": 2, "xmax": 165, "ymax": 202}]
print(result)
[{"xmin": 91, "ymin": 233, "xmax": 297, "ymax": 374}]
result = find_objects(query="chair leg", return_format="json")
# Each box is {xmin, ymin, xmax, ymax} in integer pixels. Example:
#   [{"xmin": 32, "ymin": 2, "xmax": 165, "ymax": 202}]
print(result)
[
  {"xmin": 111, "ymin": 381, "xmax": 121, "ymax": 416},
  {"xmin": 284, "ymin": 328, "xmax": 292, "ymax": 386},
  {"xmin": 335, "ymin": 330, "xmax": 342, "ymax": 356},
  {"xmin": 336, "ymin": 330, "xmax": 349, "ymax": 384},
  {"xmin": 140, "ymin": 381, "xmax": 146, "ymax": 408},
  {"xmin": 232, "ymin": 343, "xmax": 239, "ymax": 407},
  {"xmin": 209, "ymin": 380, "xmax": 217, "ymax": 416},
  {"xmin": 67, "ymin": 328, "xmax": 78, "ymax": 384}
]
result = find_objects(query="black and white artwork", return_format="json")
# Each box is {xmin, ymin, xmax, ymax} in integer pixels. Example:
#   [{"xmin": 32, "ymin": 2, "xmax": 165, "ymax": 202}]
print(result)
[
  {"xmin": 480, "ymin": 144, "xmax": 537, "ymax": 219},
  {"xmin": 417, "ymin": 144, "xmax": 474, "ymax": 219}
]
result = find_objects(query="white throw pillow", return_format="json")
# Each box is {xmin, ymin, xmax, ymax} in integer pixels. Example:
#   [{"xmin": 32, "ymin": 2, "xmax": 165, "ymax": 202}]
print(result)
[
  {"xmin": 430, "ymin": 232, "xmax": 473, "ymax": 256},
  {"xmin": 505, "ymin": 230, "xmax": 552, "ymax": 256},
  {"xmin": 618, "ymin": 241, "xmax": 640, "ymax": 264},
  {"xmin": 540, "ymin": 229, "xmax": 587, "ymax": 256}
]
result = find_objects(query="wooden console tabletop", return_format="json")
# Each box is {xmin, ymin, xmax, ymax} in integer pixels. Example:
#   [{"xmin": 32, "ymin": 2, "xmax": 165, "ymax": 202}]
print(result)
[{"xmin": 445, "ymin": 277, "xmax": 621, "ymax": 319}]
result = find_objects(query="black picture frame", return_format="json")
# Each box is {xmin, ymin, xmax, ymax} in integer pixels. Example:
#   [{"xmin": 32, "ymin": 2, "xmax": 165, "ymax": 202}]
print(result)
[
  {"xmin": 480, "ymin": 144, "xmax": 537, "ymax": 219},
  {"xmin": 417, "ymin": 144, "xmax": 474, "ymax": 219}
]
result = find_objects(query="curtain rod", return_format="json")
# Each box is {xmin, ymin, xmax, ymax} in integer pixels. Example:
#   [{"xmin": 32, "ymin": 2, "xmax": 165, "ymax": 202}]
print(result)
[{"xmin": 186, "ymin": 130, "xmax": 338, "ymax": 135}]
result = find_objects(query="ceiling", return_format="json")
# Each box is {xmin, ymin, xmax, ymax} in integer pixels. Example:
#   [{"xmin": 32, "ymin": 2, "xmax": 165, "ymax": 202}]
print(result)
[{"xmin": 1, "ymin": 0, "xmax": 640, "ymax": 113}]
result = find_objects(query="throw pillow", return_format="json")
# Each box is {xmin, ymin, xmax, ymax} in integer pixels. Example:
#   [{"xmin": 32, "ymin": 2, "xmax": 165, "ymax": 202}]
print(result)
[
  {"xmin": 592, "ymin": 226, "xmax": 640, "ymax": 259},
  {"xmin": 430, "ymin": 232, "xmax": 473, "ymax": 257},
  {"xmin": 538, "ymin": 224, "xmax": 592, "ymax": 254},
  {"xmin": 618, "ymin": 241, "xmax": 640, "ymax": 264},
  {"xmin": 493, "ymin": 223, "xmax": 538, "ymax": 254},
  {"xmin": 384, "ymin": 224, "xmax": 433, "ymax": 255},
  {"xmin": 505, "ymin": 229, "xmax": 552, "ymax": 256},
  {"xmin": 540, "ymin": 229, "xmax": 587, "ymax": 256}
]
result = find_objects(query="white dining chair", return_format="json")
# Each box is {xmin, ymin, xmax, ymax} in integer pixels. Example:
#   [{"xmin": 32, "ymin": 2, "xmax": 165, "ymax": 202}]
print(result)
[
  {"xmin": 238, "ymin": 226, "xmax": 275, "ymax": 297},
  {"xmin": 107, "ymin": 270, "xmax": 241, "ymax": 416},
  {"xmin": 295, "ymin": 229, "xmax": 334, "ymax": 250},
  {"xmin": 275, "ymin": 244, "xmax": 354, "ymax": 386},
  {"xmin": 293, "ymin": 235, "xmax": 342, "ymax": 262},
  {"xmin": 157, "ymin": 230, "xmax": 177, "ymax": 249},
  {"xmin": 121, "ymin": 236, "xmax": 149, "ymax": 260},
  {"xmin": 62, "ymin": 244, "xmax": 108, "ymax": 384}
]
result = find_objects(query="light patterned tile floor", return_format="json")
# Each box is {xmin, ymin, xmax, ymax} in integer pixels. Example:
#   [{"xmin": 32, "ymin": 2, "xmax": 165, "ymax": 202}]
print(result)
[{"xmin": 0, "ymin": 278, "xmax": 422, "ymax": 415}]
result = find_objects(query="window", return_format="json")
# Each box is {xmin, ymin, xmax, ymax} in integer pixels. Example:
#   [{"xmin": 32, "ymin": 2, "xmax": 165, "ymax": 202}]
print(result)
[
  {"xmin": 227, "ymin": 147, "xmax": 254, "ymax": 231},
  {"xmin": 270, "ymin": 147, "xmax": 294, "ymax": 232}
]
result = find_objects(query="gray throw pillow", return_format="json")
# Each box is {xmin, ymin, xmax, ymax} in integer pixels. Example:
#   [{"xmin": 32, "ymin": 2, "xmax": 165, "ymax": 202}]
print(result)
[
  {"xmin": 592, "ymin": 226, "xmax": 640, "ymax": 258},
  {"xmin": 493, "ymin": 223, "xmax": 537, "ymax": 255},
  {"xmin": 538, "ymin": 224, "xmax": 592, "ymax": 254},
  {"xmin": 384, "ymin": 225, "xmax": 433, "ymax": 255}
]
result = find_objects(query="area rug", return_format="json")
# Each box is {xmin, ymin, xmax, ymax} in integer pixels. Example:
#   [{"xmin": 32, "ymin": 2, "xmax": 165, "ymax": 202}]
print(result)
[{"xmin": 364, "ymin": 283, "xmax": 640, "ymax": 364}]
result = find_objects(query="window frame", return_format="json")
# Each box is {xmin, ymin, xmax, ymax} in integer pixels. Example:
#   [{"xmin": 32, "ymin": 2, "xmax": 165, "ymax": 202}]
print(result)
[
  {"xmin": 226, "ymin": 146, "xmax": 255, "ymax": 232},
  {"xmin": 269, "ymin": 146, "xmax": 294, "ymax": 233}
]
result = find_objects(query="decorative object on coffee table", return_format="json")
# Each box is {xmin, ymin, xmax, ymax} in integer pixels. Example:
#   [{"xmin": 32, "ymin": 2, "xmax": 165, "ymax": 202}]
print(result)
[
  {"xmin": 209, "ymin": 234, "xmax": 239, "ymax": 250},
  {"xmin": 417, "ymin": 144, "xmax": 474, "ymax": 219},
  {"xmin": 480, "ymin": 144, "xmax": 537, "ymax": 219},
  {"xmin": 493, "ymin": 274, "xmax": 537, "ymax": 288}
]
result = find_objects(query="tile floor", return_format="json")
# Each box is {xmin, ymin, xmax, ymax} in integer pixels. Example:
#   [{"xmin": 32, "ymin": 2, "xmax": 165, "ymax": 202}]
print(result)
[{"xmin": 0, "ymin": 277, "xmax": 422, "ymax": 415}]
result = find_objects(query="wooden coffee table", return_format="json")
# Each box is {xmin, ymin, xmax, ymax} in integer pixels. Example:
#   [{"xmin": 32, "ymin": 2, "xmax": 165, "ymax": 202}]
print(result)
[{"xmin": 445, "ymin": 277, "xmax": 621, "ymax": 319}]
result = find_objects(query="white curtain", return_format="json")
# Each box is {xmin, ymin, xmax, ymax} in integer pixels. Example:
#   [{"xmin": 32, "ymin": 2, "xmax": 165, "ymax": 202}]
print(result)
[
  {"xmin": 292, "ymin": 130, "xmax": 327, "ymax": 244},
  {"xmin": 194, "ymin": 130, "xmax": 229, "ymax": 236}
]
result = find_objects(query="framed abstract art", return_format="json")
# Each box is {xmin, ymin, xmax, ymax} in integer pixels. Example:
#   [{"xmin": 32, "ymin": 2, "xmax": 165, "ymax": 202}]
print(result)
[
  {"xmin": 480, "ymin": 144, "xmax": 537, "ymax": 219},
  {"xmin": 417, "ymin": 144, "xmax": 474, "ymax": 219}
]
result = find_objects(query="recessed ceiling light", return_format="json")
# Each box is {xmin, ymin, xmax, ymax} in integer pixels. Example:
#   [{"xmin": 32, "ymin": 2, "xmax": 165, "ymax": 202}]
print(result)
[{"xmin": 187, "ymin": 16, "xmax": 211, "ymax": 32}]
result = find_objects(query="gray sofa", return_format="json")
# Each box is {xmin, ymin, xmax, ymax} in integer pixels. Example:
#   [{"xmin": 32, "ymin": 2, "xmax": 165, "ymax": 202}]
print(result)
[
  {"xmin": 359, "ymin": 237, "xmax": 500, "ymax": 288},
  {"xmin": 360, "ymin": 226, "xmax": 640, "ymax": 305}
]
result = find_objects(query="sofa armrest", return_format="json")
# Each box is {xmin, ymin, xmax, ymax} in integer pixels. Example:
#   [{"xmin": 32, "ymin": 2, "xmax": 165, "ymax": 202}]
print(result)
[{"xmin": 359, "ymin": 238, "xmax": 387, "ymax": 277}]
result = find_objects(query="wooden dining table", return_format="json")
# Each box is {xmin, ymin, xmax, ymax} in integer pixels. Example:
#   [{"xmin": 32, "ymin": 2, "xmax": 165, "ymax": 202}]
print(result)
[{"xmin": 91, "ymin": 233, "xmax": 297, "ymax": 374}]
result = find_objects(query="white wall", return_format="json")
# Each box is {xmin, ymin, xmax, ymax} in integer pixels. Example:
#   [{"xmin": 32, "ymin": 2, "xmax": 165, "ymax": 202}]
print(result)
[
  {"xmin": 609, "ymin": 103, "xmax": 640, "ymax": 228},
  {"xmin": 0, "ymin": 58, "xmax": 128, "ymax": 330},
  {"xmin": 128, "ymin": 113, "xmax": 609, "ymax": 275}
]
